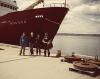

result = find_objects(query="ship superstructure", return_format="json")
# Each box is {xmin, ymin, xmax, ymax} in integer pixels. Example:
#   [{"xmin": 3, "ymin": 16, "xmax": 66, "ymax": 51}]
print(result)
[{"xmin": 0, "ymin": 0, "xmax": 18, "ymax": 16}]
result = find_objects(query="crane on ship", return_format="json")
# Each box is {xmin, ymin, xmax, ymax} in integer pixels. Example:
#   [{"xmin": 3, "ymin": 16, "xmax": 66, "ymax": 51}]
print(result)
[
  {"xmin": 25, "ymin": 0, "xmax": 44, "ymax": 10},
  {"xmin": 25, "ymin": 0, "xmax": 67, "ymax": 10}
]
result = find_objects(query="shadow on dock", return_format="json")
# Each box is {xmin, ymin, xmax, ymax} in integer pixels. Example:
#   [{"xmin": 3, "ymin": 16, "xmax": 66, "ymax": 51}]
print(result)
[
  {"xmin": 0, "ymin": 48, "xmax": 4, "ymax": 50},
  {"xmin": 0, "ymin": 57, "xmax": 34, "ymax": 64}
]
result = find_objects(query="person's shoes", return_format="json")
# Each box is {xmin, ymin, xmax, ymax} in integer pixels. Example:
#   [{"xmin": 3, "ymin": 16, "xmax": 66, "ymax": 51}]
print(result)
[
  {"xmin": 19, "ymin": 52, "xmax": 22, "ymax": 56},
  {"xmin": 44, "ymin": 54, "xmax": 46, "ymax": 57},
  {"xmin": 19, "ymin": 54, "xmax": 21, "ymax": 56},
  {"xmin": 48, "ymin": 52, "xmax": 50, "ymax": 57},
  {"xmin": 39, "ymin": 53, "xmax": 41, "ymax": 56},
  {"xmin": 30, "ymin": 53, "xmax": 34, "ymax": 56},
  {"xmin": 44, "ymin": 51, "xmax": 46, "ymax": 57},
  {"xmin": 31, "ymin": 52, "xmax": 33, "ymax": 55},
  {"xmin": 36, "ymin": 52, "xmax": 38, "ymax": 56}
]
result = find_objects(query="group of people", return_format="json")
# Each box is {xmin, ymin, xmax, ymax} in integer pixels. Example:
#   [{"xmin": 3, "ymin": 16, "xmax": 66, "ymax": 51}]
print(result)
[{"xmin": 19, "ymin": 32, "xmax": 52, "ymax": 57}]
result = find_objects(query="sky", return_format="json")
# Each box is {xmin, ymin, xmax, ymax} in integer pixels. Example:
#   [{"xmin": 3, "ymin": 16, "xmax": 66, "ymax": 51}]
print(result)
[{"xmin": 16, "ymin": 0, "xmax": 100, "ymax": 34}]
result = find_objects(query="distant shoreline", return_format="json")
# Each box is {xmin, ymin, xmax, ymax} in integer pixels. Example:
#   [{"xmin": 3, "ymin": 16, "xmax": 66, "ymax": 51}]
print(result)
[{"xmin": 57, "ymin": 33, "xmax": 100, "ymax": 36}]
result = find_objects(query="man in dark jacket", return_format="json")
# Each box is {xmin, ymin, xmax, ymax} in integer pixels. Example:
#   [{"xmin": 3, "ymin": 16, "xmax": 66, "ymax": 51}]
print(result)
[
  {"xmin": 29, "ymin": 32, "xmax": 36, "ymax": 55},
  {"xmin": 36, "ymin": 34, "xmax": 41, "ymax": 55}
]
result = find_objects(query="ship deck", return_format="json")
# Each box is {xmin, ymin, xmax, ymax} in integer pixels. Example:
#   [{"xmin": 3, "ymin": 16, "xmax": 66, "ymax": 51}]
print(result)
[{"xmin": 0, "ymin": 44, "xmax": 100, "ymax": 79}]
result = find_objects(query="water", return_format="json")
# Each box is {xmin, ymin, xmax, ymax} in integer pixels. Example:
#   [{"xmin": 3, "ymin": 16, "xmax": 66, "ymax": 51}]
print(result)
[{"xmin": 51, "ymin": 35, "xmax": 100, "ymax": 57}]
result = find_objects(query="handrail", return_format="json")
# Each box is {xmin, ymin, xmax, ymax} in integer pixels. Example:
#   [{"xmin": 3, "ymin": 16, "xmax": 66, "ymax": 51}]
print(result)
[{"xmin": 49, "ymin": 3, "xmax": 68, "ymax": 8}]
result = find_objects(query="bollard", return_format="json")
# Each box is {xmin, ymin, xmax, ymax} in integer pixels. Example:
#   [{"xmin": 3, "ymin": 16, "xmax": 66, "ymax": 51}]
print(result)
[{"xmin": 56, "ymin": 50, "xmax": 61, "ymax": 57}]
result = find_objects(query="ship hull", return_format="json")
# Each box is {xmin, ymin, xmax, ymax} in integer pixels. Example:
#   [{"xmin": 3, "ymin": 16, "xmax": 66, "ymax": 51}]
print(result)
[{"xmin": 0, "ymin": 7, "xmax": 69, "ymax": 48}]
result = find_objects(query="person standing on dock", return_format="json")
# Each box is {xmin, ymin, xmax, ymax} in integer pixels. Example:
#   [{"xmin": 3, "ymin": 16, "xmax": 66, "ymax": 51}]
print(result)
[
  {"xmin": 36, "ymin": 34, "xmax": 41, "ymax": 55},
  {"xmin": 29, "ymin": 32, "xmax": 35, "ymax": 55},
  {"xmin": 42, "ymin": 33, "xmax": 51, "ymax": 57},
  {"xmin": 19, "ymin": 32, "xmax": 28, "ymax": 56}
]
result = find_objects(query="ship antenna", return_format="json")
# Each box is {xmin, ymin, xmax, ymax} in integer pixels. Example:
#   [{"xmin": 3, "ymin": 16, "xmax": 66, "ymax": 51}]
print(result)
[
  {"xmin": 43, "ymin": 0, "xmax": 44, "ymax": 7},
  {"xmin": 65, "ymin": 0, "xmax": 66, "ymax": 7}
]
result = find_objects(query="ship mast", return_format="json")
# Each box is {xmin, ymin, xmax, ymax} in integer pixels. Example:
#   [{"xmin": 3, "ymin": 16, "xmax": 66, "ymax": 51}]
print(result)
[
  {"xmin": 25, "ymin": 0, "xmax": 44, "ymax": 10},
  {"xmin": 65, "ymin": 0, "xmax": 66, "ymax": 7}
]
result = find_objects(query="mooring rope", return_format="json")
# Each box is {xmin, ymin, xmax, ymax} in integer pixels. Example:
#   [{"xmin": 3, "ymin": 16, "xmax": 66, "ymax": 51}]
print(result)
[{"xmin": 43, "ymin": 18, "xmax": 60, "ymax": 25}]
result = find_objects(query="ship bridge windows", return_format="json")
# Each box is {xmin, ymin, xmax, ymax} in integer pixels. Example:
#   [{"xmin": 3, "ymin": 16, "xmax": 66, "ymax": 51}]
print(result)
[
  {"xmin": 35, "ymin": 15, "xmax": 44, "ymax": 18},
  {"xmin": 0, "ymin": 2, "xmax": 17, "ymax": 10}
]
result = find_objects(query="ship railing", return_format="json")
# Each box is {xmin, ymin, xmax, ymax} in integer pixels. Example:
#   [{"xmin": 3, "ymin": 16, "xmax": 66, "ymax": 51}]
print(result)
[
  {"xmin": 50, "ymin": 3, "xmax": 68, "ymax": 8},
  {"xmin": 44, "ymin": 3, "xmax": 69, "ymax": 8}
]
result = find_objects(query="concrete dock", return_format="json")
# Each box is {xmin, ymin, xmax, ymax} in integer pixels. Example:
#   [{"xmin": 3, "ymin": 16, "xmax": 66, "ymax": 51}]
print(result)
[{"xmin": 0, "ymin": 44, "xmax": 100, "ymax": 79}]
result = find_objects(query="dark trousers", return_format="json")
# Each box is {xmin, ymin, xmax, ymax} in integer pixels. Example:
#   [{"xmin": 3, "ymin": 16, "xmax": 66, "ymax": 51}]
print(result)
[
  {"xmin": 29, "ymin": 43, "xmax": 34, "ymax": 55},
  {"xmin": 44, "ymin": 43, "xmax": 50, "ymax": 57},
  {"xmin": 36, "ymin": 47, "xmax": 41, "ymax": 55},
  {"xmin": 44, "ymin": 49, "xmax": 50, "ymax": 57},
  {"xmin": 19, "ymin": 45, "xmax": 26, "ymax": 56}
]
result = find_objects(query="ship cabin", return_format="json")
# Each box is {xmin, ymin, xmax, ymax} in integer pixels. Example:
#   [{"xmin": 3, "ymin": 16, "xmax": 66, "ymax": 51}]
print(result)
[{"xmin": 0, "ymin": 0, "xmax": 18, "ymax": 11}]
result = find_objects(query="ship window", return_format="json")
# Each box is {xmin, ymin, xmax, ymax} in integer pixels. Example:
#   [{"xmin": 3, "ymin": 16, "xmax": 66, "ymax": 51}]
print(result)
[
  {"xmin": 21, "ymin": 21, "xmax": 23, "ymax": 24},
  {"xmin": 0, "ymin": 3, "xmax": 10, "ymax": 9},
  {"xmin": 14, "ymin": 22, "xmax": 17, "ymax": 24},
  {"xmin": 15, "ymin": 7, "xmax": 17, "ymax": 10},
  {"xmin": 10, "ymin": 23, "xmax": 13, "ymax": 25},
  {"xmin": 4, "ymin": 4, "xmax": 7, "ymax": 7},
  {"xmin": 35, "ymin": 16, "xmax": 38, "ymax": 18},
  {"xmin": 11, "ymin": 7, "xmax": 17, "ymax": 10},
  {"xmin": 40, "ymin": 15, "xmax": 44, "ymax": 18},
  {"xmin": 1, "ymin": 3, "xmax": 3, "ymax": 6},
  {"xmin": 8, "ymin": 20, "xmax": 11, "ymax": 23},
  {"xmin": 24, "ymin": 21, "xmax": 27, "ymax": 23},
  {"xmin": 7, "ymin": 5, "xmax": 10, "ymax": 8},
  {"xmin": 35, "ymin": 15, "xmax": 44, "ymax": 18},
  {"xmin": 12, "ymin": 7, "xmax": 14, "ymax": 10},
  {"xmin": 10, "ymin": 6, "xmax": 13, "ymax": 9},
  {"xmin": 18, "ymin": 21, "xmax": 20, "ymax": 24},
  {"xmin": 1, "ymin": 21, "xmax": 7, "ymax": 24}
]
